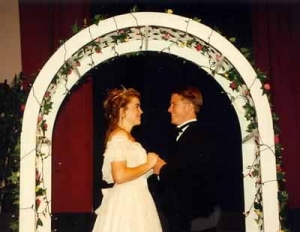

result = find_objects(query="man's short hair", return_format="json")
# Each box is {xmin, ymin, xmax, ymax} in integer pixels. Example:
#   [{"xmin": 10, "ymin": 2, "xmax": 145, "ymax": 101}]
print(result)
[{"xmin": 172, "ymin": 86, "xmax": 203, "ymax": 113}]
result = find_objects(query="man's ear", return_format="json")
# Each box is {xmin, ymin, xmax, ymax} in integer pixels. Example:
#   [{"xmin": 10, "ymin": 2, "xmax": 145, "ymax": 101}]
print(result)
[{"xmin": 187, "ymin": 101, "xmax": 194, "ymax": 111}]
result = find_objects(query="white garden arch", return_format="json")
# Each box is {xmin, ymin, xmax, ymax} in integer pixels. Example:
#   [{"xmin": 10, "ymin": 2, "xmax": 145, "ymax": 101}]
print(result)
[{"xmin": 20, "ymin": 12, "xmax": 279, "ymax": 232}]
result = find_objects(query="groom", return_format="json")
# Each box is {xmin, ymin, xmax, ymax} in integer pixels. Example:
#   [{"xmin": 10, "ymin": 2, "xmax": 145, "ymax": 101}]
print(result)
[{"xmin": 154, "ymin": 86, "xmax": 219, "ymax": 232}]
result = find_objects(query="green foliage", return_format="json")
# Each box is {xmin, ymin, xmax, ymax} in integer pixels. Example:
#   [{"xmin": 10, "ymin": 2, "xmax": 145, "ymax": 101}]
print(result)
[
  {"xmin": 130, "ymin": 5, "xmax": 139, "ymax": 13},
  {"xmin": 192, "ymin": 17, "xmax": 201, "ymax": 23},
  {"xmin": 93, "ymin": 14, "xmax": 107, "ymax": 26},
  {"xmin": 0, "ymin": 73, "xmax": 30, "ymax": 231},
  {"xmin": 229, "ymin": 37, "xmax": 236, "ymax": 43},
  {"xmin": 36, "ymin": 217, "xmax": 43, "ymax": 228},
  {"xmin": 240, "ymin": 47, "xmax": 251, "ymax": 59},
  {"xmin": 9, "ymin": 221, "xmax": 19, "ymax": 231},
  {"xmin": 71, "ymin": 21, "xmax": 80, "ymax": 34},
  {"xmin": 111, "ymin": 29, "xmax": 130, "ymax": 44}
]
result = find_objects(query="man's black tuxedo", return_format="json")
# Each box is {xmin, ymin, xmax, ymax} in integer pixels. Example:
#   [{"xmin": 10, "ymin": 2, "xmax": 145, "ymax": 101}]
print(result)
[{"xmin": 159, "ymin": 121, "xmax": 218, "ymax": 232}]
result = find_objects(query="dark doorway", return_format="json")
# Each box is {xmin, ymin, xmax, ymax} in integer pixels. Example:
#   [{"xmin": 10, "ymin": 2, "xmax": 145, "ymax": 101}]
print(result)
[{"xmin": 92, "ymin": 52, "xmax": 245, "ymax": 231}]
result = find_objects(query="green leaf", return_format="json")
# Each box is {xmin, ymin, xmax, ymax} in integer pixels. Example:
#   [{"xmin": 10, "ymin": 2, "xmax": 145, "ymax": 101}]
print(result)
[
  {"xmin": 229, "ymin": 37, "xmax": 236, "ymax": 43},
  {"xmin": 130, "ymin": 5, "xmax": 139, "ymax": 13},
  {"xmin": 37, "ymin": 217, "xmax": 43, "ymax": 227},
  {"xmin": 72, "ymin": 21, "xmax": 80, "ymax": 34},
  {"xmin": 93, "ymin": 14, "xmax": 107, "ymax": 25},
  {"xmin": 192, "ymin": 17, "xmax": 201, "ymax": 23},
  {"xmin": 9, "ymin": 222, "xmax": 19, "ymax": 231},
  {"xmin": 36, "ymin": 187, "xmax": 46, "ymax": 196}
]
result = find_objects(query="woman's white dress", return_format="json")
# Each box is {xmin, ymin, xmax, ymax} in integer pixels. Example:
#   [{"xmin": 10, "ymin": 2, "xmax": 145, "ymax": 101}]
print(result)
[{"xmin": 92, "ymin": 135, "xmax": 162, "ymax": 232}]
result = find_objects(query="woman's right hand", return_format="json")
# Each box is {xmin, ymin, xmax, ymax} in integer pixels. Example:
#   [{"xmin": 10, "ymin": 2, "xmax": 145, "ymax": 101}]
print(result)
[{"xmin": 147, "ymin": 152, "xmax": 158, "ymax": 167}]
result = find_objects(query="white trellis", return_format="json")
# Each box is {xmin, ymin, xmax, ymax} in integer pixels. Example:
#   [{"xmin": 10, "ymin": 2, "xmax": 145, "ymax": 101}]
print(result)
[{"xmin": 20, "ymin": 12, "xmax": 279, "ymax": 232}]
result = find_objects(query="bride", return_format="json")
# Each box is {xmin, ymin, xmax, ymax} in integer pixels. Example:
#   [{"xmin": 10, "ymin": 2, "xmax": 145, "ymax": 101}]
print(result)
[{"xmin": 92, "ymin": 87, "xmax": 162, "ymax": 232}]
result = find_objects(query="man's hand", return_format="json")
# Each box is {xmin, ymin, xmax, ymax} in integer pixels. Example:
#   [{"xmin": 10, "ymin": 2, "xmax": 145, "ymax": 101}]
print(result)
[{"xmin": 153, "ymin": 157, "xmax": 166, "ymax": 174}]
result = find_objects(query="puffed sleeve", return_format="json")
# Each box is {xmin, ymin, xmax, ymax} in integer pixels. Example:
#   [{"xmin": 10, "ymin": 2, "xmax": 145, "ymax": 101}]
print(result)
[{"xmin": 102, "ymin": 135, "xmax": 129, "ymax": 183}]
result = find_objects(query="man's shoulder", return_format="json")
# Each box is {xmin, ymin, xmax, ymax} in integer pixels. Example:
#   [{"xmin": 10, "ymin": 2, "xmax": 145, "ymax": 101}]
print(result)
[{"xmin": 186, "ymin": 122, "xmax": 202, "ymax": 133}]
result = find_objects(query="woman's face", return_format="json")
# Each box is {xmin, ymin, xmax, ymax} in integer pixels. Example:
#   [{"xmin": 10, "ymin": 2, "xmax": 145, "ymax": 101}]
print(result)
[{"xmin": 123, "ymin": 97, "xmax": 143, "ymax": 127}]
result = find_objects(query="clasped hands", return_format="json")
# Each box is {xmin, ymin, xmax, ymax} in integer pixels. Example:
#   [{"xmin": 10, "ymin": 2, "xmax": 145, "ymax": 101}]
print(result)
[{"xmin": 147, "ymin": 152, "xmax": 166, "ymax": 175}]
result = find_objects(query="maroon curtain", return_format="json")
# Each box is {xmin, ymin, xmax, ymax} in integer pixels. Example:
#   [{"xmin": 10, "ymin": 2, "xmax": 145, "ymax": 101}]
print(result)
[
  {"xmin": 19, "ymin": 0, "xmax": 93, "ymax": 212},
  {"xmin": 252, "ymin": 1, "xmax": 300, "ymax": 209},
  {"xmin": 52, "ymin": 77, "xmax": 93, "ymax": 212}
]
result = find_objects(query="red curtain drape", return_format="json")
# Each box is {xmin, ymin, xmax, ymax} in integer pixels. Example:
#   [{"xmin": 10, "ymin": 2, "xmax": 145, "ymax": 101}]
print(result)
[
  {"xmin": 252, "ymin": 1, "xmax": 300, "ymax": 209},
  {"xmin": 52, "ymin": 77, "xmax": 93, "ymax": 212},
  {"xmin": 19, "ymin": 0, "xmax": 93, "ymax": 212}
]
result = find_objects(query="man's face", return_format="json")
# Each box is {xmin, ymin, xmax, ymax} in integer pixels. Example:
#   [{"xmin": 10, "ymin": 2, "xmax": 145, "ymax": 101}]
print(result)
[{"xmin": 168, "ymin": 94, "xmax": 191, "ymax": 125}]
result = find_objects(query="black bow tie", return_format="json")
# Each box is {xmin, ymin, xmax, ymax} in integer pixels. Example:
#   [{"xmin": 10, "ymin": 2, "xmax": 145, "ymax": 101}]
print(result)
[
  {"xmin": 175, "ymin": 122, "xmax": 195, "ymax": 134},
  {"xmin": 175, "ymin": 127, "xmax": 183, "ymax": 134}
]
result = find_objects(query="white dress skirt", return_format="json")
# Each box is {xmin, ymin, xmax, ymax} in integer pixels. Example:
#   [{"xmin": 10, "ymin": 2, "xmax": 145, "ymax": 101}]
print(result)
[{"xmin": 92, "ymin": 135, "xmax": 162, "ymax": 232}]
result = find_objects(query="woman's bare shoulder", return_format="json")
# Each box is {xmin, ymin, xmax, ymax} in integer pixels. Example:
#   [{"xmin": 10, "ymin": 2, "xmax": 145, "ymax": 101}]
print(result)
[{"xmin": 108, "ymin": 128, "xmax": 129, "ymax": 141}]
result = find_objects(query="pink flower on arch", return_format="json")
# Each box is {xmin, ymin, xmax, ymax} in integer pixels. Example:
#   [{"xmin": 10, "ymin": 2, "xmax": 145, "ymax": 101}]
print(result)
[
  {"xmin": 38, "ymin": 115, "xmax": 43, "ymax": 123},
  {"xmin": 36, "ymin": 170, "xmax": 40, "ymax": 181},
  {"xmin": 75, "ymin": 61, "xmax": 81, "ymax": 67},
  {"xmin": 276, "ymin": 164, "xmax": 282, "ymax": 172},
  {"xmin": 216, "ymin": 54, "xmax": 222, "ymax": 61},
  {"xmin": 162, "ymin": 33, "xmax": 170, "ymax": 40},
  {"xmin": 95, "ymin": 47, "xmax": 102, "ymax": 53},
  {"xmin": 264, "ymin": 83, "xmax": 271, "ymax": 90},
  {"xmin": 230, "ymin": 81, "xmax": 238, "ymax": 90},
  {"xmin": 44, "ymin": 91, "xmax": 50, "ymax": 98},
  {"xmin": 195, "ymin": 43, "xmax": 203, "ymax": 51},
  {"xmin": 36, "ymin": 198, "xmax": 41, "ymax": 206},
  {"xmin": 42, "ymin": 122, "xmax": 48, "ymax": 131},
  {"xmin": 275, "ymin": 135, "xmax": 280, "ymax": 144},
  {"xmin": 20, "ymin": 104, "xmax": 25, "ymax": 111}
]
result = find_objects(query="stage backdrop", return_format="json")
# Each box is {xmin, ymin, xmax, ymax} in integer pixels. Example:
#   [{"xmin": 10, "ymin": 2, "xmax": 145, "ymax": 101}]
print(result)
[
  {"xmin": 252, "ymin": 1, "xmax": 300, "ymax": 210},
  {"xmin": 19, "ymin": 0, "xmax": 93, "ymax": 213}
]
